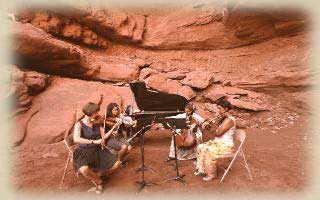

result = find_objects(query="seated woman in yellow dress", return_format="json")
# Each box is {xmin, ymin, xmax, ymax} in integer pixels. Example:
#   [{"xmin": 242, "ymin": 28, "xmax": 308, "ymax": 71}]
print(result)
[{"xmin": 194, "ymin": 98, "xmax": 235, "ymax": 181}]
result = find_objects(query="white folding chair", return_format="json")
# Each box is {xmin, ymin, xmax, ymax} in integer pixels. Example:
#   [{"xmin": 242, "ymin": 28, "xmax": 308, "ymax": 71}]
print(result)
[
  {"xmin": 217, "ymin": 129, "xmax": 253, "ymax": 183},
  {"xmin": 59, "ymin": 134, "xmax": 77, "ymax": 189}
]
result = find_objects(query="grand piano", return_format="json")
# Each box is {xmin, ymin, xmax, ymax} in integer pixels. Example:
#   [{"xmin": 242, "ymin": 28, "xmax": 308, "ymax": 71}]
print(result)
[
  {"xmin": 125, "ymin": 81, "xmax": 188, "ymax": 191},
  {"xmin": 127, "ymin": 81, "xmax": 188, "ymax": 131}
]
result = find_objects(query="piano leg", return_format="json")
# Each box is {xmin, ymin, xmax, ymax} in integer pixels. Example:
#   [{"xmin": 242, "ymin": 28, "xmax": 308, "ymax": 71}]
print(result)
[
  {"xmin": 136, "ymin": 128, "xmax": 157, "ymax": 193},
  {"xmin": 166, "ymin": 129, "xmax": 186, "ymax": 185}
]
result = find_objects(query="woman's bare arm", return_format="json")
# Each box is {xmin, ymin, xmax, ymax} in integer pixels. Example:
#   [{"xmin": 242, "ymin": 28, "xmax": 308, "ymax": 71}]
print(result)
[
  {"xmin": 73, "ymin": 122, "xmax": 101, "ymax": 144},
  {"xmin": 215, "ymin": 118, "xmax": 234, "ymax": 137},
  {"xmin": 103, "ymin": 122, "xmax": 121, "ymax": 140}
]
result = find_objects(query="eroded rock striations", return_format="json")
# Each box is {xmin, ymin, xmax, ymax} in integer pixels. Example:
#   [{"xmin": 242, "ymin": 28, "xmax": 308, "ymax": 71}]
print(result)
[{"xmin": 7, "ymin": 4, "xmax": 310, "ymax": 146}]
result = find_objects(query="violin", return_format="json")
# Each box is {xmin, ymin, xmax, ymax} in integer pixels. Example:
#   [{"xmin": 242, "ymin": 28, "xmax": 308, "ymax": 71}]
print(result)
[
  {"xmin": 200, "ymin": 113, "xmax": 228, "ymax": 141},
  {"xmin": 175, "ymin": 115, "xmax": 197, "ymax": 148},
  {"xmin": 103, "ymin": 117, "xmax": 120, "ymax": 137},
  {"xmin": 90, "ymin": 114, "xmax": 105, "ymax": 126},
  {"xmin": 104, "ymin": 115, "xmax": 137, "ymax": 136}
]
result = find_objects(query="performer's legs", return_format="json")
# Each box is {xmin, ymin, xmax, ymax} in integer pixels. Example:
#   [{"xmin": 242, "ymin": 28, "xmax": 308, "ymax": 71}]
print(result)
[
  {"xmin": 166, "ymin": 138, "xmax": 175, "ymax": 162},
  {"xmin": 107, "ymin": 160, "xmax": 122, "ymax": 174},
  {"xmin": 119, "ymin": 144, "xmax": 132, "ymax": 164},
  {"xmin": 98, "ymin": 160, "xmax": 122, "ymax": 177},
  {"xmin": 203, "ymin": 160, "xmax": 217, "ymax": 181},
  {"xmin": 194, "ymin": 145, "xmax": 205, "ymax": 175},
  {"xmin": 125, "ymin": 145, "xmax": 133, "ymax": 159},
  {"xmin": 79, "ymin": 166, "xmax": 102, "ymax": 184},
  {"xmin": 117, "ymin": 145, "xmax": 128, "ymax": 161}
]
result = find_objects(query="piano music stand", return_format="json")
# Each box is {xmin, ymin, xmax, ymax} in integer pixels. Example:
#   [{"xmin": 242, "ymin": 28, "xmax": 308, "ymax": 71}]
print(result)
[
  {"xmin": 166, "ymin": 124, "xmax": 186, "ymax": 185},
  {"xmin": 135, "ymin": 125, "xmax": 157, "ymax": 193}
]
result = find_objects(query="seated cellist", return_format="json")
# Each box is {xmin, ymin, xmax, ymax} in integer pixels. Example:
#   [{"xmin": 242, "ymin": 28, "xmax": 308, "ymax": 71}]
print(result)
[{"xmin": 165, "ymin": 103, "xmax": 209, "ymax": 161}]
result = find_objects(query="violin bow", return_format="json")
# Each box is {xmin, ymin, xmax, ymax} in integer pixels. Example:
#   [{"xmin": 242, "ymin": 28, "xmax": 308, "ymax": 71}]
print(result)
[{"xmin": 101, "ymin": 103, "xmax": 108, "ymax": 148}]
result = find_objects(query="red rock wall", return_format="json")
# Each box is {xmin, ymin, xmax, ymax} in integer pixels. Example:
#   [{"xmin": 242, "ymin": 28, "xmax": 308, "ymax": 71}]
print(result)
[{"xmin": 7, "ymin": 5, "xmax": 310, "ymax": 146}]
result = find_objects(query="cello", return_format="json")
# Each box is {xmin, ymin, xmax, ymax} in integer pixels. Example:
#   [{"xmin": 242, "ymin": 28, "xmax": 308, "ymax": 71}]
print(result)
[{"xmin": 175, "ymin": 115, "xmax": 197, "ymax": 148}]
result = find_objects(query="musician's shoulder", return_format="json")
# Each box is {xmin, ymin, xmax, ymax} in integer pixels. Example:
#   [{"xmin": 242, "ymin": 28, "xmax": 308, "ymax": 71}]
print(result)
[{"xmin": 74, "ymin": 121, "xmax": 82, "ymax": 128}]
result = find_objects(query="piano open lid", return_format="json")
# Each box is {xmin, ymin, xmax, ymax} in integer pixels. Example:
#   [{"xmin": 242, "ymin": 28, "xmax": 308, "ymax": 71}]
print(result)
[{"xmin": 129, "ymin": 81, "xmax": 188, "ymax": 111}]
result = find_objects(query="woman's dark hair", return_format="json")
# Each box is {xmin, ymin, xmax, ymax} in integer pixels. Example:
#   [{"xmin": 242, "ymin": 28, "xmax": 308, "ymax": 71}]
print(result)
[
  {"xmin": 215, "ymin": 98, "xmax": 233, "ymax": 124},
  {"xmin": 106, "ymin": 103, "xmax": 119, "ymax": 118},
  {"xmin": 82, "ymin": 102, "xmax": 100, "ymax": 116},
  {"xmin": 216, "ymin": 97, "xmax": 233, "ymax": 111}
]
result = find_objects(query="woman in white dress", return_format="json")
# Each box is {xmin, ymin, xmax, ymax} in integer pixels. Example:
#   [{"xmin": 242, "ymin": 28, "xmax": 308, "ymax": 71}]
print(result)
[{"xmin": 194, "ymin": 98, "xmax": 235, "ymax": 181}]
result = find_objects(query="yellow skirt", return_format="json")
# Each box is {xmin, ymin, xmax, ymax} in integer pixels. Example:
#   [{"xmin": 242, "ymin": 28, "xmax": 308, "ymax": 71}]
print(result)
[{"xmin": 196, "ymin": 140, "xmax": 234, "ymax": 174}]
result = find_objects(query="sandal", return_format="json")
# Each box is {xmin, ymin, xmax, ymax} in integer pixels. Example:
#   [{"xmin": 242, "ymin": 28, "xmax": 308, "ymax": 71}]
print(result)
[
  {"xmin": 91, "ymin": 181, "xmax": 104, "ymax": 194},
  {"xmin": 203, "ymin": 175, "xmax": 215, "ymax": 182},
  {"xmin": 95, "ymin": 184, "xmax": 103, "ymax": 194},
  {"xmin": 164, "ymin": 157, "xmax": 174, "ymax": 162}
]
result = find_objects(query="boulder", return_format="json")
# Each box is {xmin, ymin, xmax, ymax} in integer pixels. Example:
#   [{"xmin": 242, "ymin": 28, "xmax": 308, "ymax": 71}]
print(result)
[
  {"xmin": 132, "ymin": 58, "xmax": 149, "ymax": 69},
  {"xmin": 23, "ymin": 78, "xmax": 130, "ymax": 144},
  {"xmin": 145, "ymin": 74, "xmax": 196, "ymax": 100},
  {"xmin": 84, "ymin": 56, "xmax": 140, "ymax": 82},
  {"xmin": 202, "ymin": 84, "xmax": 270, "ymax": 111},
  {"xmin": 179, "ymin": 85, "xmax": 197, "ymax": 101},
  {"xmin": 227, "ymin": 98, "xmax": 269, "ymax": 112},
  {"xmin": 203, "ymin": 84, "xmax": 263, "ymax": 102},
  {"xmin": 180, "ymin": 70, "xmax": 214, "ymax": 89},
  {"xmin": 165, "ymin": 70, "xmax": 187, "ymax": 80},
  {"xmin": 203, "ymin": 102, "xmax": 219, "ymax": 113}
]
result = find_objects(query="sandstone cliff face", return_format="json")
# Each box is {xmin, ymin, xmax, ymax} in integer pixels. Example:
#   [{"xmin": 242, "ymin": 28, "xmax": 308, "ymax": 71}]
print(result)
[
  {"xmin": 7, "ymin": 4, "xmax": 310, "ymax": 146},
  {"xmin": 16, "ymin": 6, "xmax": 307, "ymax": 50}
]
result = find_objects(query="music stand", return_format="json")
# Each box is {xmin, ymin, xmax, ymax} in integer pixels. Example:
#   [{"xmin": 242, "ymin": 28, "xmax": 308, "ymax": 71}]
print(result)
[
  {"xmin": 135, "ymin": 125, "xmax": 157, "ymax": 193},
  {"xmin": 165, "ymin": 123, "xmax": 187, "ymax": 185}
]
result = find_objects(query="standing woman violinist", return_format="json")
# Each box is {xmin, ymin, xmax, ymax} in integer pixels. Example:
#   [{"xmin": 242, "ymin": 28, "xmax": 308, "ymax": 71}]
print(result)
[
  {"xmin": 105, "ymin": 103, "xmax": 133, "ymax": 163},
  {"xmin": 73, "ymin": 102, "xmax": 122, "ymax": 194},
  {"xmin": 166, "ymin": 103, "xmax": 208, "ymax": 161},
  {"xmin": 194, "ymin": 98, "xmax": 235, "ymax": 181}
]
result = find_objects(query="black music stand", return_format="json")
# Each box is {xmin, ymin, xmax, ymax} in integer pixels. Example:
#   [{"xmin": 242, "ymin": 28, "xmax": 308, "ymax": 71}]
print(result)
[
  {"xmin": 165, "ymin": 124, "xmax": 186, "ymax": 185},
  {"xmin": 135, "ymin": 125, "xmax": 157, "ymax": 193}
]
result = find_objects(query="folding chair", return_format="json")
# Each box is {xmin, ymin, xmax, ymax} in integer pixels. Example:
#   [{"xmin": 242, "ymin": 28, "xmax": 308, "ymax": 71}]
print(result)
[
  {"xmin": 59, "ymin": 134, "xmax": 77, "ymax": 189},
  {"xmin": 217, "ymin": 129, "xmax": 253, "ymax": 183}
]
